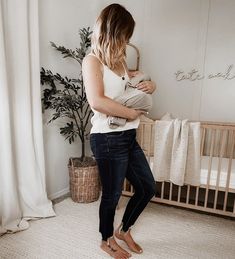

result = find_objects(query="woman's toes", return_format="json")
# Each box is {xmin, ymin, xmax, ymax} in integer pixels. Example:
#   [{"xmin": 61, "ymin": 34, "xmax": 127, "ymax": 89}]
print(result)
[
  {"xmin": 101, "ymin": 238, "xmax": 132, "ymax": 258},
  {"xmin": 116, "ymin": 229, "xmax": 143, "ymax": 254},
  {"xmin": 109, "ymin": 238, "xmax": 132, "ymax": 257}
]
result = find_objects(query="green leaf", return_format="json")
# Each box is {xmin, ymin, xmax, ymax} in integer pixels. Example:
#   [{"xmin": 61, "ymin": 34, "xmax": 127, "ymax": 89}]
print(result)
[{"xmin": 41, "ymin": 27, "xmax": 93, "ymax": 158}]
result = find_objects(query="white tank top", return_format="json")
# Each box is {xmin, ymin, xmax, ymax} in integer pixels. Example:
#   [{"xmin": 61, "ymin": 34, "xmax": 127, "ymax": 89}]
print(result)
[{"xmin": 87, "ymin": 53, "xmax": 140, "ymax": 134}]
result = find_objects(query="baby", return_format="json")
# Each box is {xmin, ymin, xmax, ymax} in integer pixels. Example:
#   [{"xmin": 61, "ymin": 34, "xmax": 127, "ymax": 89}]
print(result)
[{"xmin": 108, "ymin": 71, "xmax": 153, "ymax": 129}]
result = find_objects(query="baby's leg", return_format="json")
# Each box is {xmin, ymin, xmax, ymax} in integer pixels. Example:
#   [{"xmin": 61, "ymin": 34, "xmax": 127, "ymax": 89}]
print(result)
[{"xmin": 108, "ymin": 116, "xmax": 126, "ymax": 129}]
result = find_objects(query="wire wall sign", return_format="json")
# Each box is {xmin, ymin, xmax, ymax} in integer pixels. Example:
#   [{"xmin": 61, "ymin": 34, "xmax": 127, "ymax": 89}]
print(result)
[{"xmin": 175, "ymin": 64, "xmax": 235, "ymax": 81}]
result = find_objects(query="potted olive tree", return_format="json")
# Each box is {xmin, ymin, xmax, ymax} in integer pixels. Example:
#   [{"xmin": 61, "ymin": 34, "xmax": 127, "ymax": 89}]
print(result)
[{"xmin": 41, "ymin": 27, "xmax": 100, "ymax": 203}]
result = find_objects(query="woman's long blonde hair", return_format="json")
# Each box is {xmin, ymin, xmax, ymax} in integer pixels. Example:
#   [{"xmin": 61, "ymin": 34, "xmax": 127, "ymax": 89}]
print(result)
[{"xmin": 91, "ymin": 4, "xmax": 135, "ymax": 69}]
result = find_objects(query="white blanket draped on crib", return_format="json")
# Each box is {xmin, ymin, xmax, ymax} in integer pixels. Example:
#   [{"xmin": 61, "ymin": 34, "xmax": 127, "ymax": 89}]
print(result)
[{"xmin": 152, "ymin": 118, "xmax": 201, "ymax": 186}]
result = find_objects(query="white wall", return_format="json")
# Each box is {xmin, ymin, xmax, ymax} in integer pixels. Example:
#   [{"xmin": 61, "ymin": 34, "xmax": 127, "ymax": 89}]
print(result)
[
  {"xmin": 143, "ymin": 0, "xmax": 235, "ymax": 122},
  {"xmin": 39, "ymin": 0, "xmax": 235, "ymax": 198}
]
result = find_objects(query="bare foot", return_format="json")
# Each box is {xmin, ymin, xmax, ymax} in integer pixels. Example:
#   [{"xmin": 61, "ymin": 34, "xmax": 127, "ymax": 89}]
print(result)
[
  {"xmin": 100, "ymin": 236, "xmax": 132, "ymax": 259},
  {"xmin": 115, "ymin": 224, "xmax": 143, "ymax": 254}
]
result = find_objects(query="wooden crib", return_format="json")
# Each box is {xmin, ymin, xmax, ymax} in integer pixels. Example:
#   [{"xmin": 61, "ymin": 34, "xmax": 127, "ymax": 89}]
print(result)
[{"xmin": 122, "ymin": 119, "xmax": 235, "ymax": 218}]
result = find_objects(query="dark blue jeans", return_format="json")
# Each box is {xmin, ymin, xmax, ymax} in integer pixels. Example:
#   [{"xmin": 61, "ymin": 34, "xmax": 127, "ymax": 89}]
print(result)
[{"xmin": 90, "ymin": 129, "xmax": 156, "ymax": 241}]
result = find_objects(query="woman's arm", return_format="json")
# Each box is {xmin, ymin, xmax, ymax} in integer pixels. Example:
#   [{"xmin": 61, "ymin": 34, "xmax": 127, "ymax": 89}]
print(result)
[{"xmin": 82, "ymin": 55, "xmax": 144, "ymax": 120}]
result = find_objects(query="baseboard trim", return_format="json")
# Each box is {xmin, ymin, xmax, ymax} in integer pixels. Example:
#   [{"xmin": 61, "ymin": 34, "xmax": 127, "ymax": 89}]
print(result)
[{"xmin": 48, "ymin": 187, "xmax": 70, "ymax": 200}]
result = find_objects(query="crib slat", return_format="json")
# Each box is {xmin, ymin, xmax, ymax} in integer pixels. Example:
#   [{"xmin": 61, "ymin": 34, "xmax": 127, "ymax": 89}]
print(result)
[
  {"xmin": 186, "ymin": 185, "xmax": 190, "ymax": 204},
  {"xmin": 226, "ymin": 130, "xmax": 231, "ymax": 158},
  {"xmin": 151, "ymin": 124, "xmax": 154, "ymax": 157},
  {"xmin": 147, "ymin": 124, "xmax": 152, "ymax": 162},
  {"xmin": 214, "ymin": 130, "xmax": 226, "ymax": 209},
  {"xmin": 223, "ymin": 130, "xmax": 235, "ymax": 211},
  {"xmin": 200, "ymin": 128, "xmax": 206, "ymax": 156},
  {"xmin": 140, "ymin": 124, "xmax": 144, "ymax": 148},
  {"xmin": 177, "ymin": 186, "xmax": 181, "ymax": 202},
  {"xmin": 161, "ymin": 182, "xmax": 165, "ymax": 199},
  {"xmin": 205, "ymin": 129, "xmax": 215, "ymax": 208},
  {"xmin": 169, "ymin": 183, "xmax": 173, "ymax": 200}
]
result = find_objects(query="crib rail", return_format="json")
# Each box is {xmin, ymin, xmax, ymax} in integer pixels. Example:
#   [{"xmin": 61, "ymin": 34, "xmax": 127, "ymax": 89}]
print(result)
[{"xmin": 122, "ymin": 120, "xmax": 235, "ymax": 218}]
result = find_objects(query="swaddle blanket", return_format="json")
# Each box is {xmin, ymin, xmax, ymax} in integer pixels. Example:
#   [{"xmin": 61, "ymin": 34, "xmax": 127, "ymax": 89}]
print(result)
[
  {"xmin": 152, "ymin": 116, "xmax": 201, "ymax": 186},
  {"xmin": 108, "ymin": 72, "xmax": 152, "ymax": 129}
]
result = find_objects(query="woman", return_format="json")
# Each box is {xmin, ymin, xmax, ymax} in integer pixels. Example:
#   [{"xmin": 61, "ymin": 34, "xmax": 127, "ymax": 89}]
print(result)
[{"xmin": 82, "ymin": 4, "xmax": 156, "ymax": 259}]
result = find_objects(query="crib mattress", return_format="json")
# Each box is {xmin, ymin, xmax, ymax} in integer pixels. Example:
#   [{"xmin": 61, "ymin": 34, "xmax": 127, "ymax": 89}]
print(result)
[
  {"xmin": 200, "ymin": 156, "xmax": 235, "ymax": 190},
  {"xmin": 148, "ymin": 156, "xmax": 235, "ymax": 190}
]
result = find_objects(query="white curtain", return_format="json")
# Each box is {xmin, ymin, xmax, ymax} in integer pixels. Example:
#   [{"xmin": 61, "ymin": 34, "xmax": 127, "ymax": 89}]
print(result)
[{"xmin": 0, "ymin": 0, "xmax": 55, "ymax": 235}]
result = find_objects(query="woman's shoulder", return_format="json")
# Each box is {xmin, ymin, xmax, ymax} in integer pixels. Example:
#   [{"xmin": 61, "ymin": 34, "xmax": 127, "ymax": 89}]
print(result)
[
  {"xmin": 82, "ymin": 53, "xmax": 103, "ymax": 72},
  {"xmin": 83, "ymin": 53, "xmax": 100, "ymax": 64}
]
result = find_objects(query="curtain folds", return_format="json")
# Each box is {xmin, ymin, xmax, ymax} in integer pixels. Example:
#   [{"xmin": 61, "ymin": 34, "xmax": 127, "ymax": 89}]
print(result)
[{"xmin": 0, "ymin": 0, "xmax": 55, "ymax": 236}]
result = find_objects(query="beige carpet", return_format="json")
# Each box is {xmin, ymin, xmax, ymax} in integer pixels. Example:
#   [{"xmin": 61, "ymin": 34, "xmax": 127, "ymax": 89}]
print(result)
[{"xmin": 1, "ymin": 196, "xmax": 235, "ymax": 259}]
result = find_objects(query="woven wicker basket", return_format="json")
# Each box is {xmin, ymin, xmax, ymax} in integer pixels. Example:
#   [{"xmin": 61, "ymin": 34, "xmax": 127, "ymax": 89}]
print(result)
[{"xmin": 68, "ymin": 157, "xmax": 100, "ymax": 203}]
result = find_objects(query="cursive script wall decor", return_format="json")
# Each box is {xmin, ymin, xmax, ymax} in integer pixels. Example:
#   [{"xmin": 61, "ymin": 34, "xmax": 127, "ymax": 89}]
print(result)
[{"xmin": 175, "ymin": 64, "xmax": 235, "ymax": 81}]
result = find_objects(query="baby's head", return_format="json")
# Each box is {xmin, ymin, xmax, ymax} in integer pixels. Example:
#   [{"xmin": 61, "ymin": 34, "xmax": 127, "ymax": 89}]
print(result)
[{"xmin": 126, "ymin": 72, "xmax": 151, "ymax": 89}]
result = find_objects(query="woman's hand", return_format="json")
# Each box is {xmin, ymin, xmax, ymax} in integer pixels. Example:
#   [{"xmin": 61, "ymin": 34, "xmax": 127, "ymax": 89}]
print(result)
[
  {"xmin": 128, "ymin": 109, "xmax": 147, "ymax": 121},
  {"xmin": 128, "ymin": 69, "xmax": 157, "ymax": 94},
  {"xmin": 136, "ymin": 80, "xmax": 156, "ymax": 94}
]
